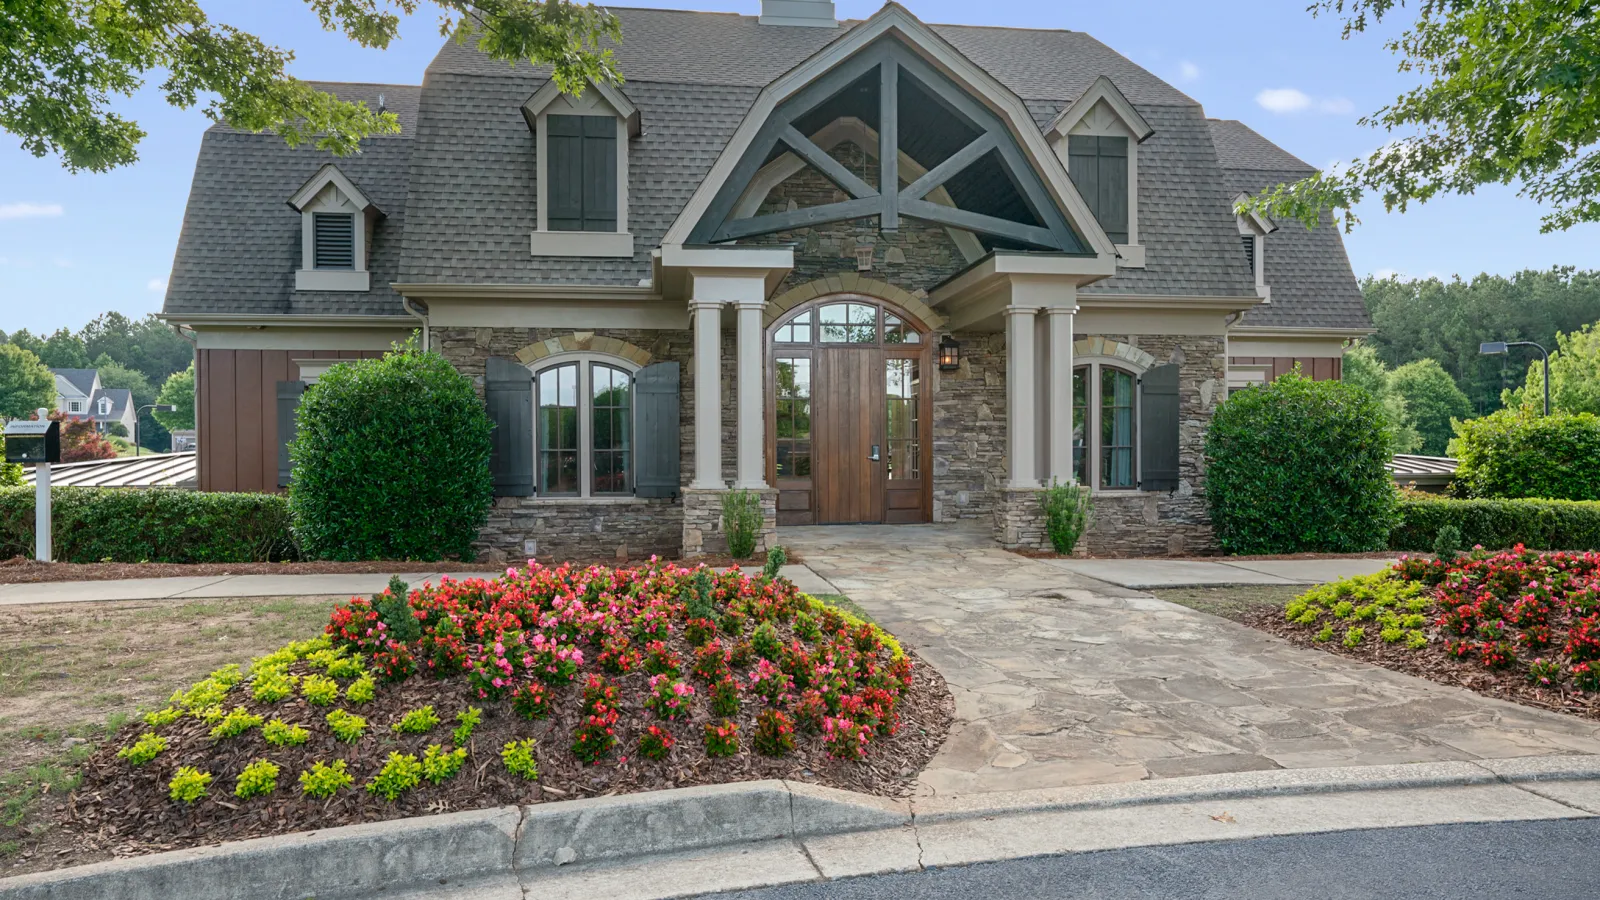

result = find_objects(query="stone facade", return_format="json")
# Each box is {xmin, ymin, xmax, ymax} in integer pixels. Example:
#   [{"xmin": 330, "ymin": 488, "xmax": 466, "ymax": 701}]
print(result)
[
  {"xmin": 682, "ymin": 488, "xmax": 778, "ymax": 558},
  {"xmin": 478, "ymin": 496, "xmax": 681, "ymax": 563},
  {"xmin": 994, "ymin": 488, "xmax": 1050, "ymax": 550},
  {"xmin": 932, "ymin": 331, "xmax": 1007, "ymax": 523}
]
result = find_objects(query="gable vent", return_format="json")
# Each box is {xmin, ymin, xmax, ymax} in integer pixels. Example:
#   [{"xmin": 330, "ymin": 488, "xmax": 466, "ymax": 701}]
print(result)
[
  {"xmin": 1241, "ymin": 234, "xmax": 1255, "ymax": 274},
  {"xmin": 313, "ymin": 212, "xmax": 356, "ymax": 270},
  {"xmin": 760, "ymin": 0, "xmax": 837, "ymax": 27}
]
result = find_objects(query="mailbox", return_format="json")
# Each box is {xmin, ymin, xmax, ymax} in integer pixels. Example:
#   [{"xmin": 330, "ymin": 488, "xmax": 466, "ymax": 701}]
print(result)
[{"xmin": 4, "ymin": 419, "xmax": 60, "ymax": 465}]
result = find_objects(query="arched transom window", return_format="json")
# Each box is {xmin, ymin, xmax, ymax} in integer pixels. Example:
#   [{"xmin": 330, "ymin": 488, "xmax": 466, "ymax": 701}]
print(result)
[
  {"xmin": 532, "ymin": 356, "xmax": 635, "ymax": 497},
  {"xmin": 1073, "ymin": 362, "xmax": 1139, "ymax": 490},
  {"xmin": 773, "ymin": 301, "xmax": 922, "ymax": 347}
]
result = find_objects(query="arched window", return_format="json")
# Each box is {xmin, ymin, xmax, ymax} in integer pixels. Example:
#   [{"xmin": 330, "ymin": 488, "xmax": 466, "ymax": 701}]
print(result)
[
  {"xmin": 1072, "ymin": 362, "xmax": 1139, "ymax": 490},
  {"xmin": 533, "ymin": 356, "xmax": 634, "ymax": 497}
]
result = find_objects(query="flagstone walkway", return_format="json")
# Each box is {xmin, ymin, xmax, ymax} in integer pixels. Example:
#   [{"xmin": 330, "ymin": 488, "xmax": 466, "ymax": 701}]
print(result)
[{"xmin": 782, "ymin": 522, "xmax": 1600, "ymax": 798}]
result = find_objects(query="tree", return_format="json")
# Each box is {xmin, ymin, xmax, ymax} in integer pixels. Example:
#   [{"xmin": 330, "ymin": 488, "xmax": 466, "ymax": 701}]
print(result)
[
  {"xmin": 4, "ymin": 1, "xmax": 622, "ymax": 173},
  {"xmin": 81, "ymin": 313, "xmax": 193, "ymax": 384},
  {"xmin": 1341, "ymin": 343, "xmax": 1421, "ymax": 454},
  {"xmin": 43, "ymin": 411, "xmax": 118, "ymax": 462},
  {"xmin": 0, "ymin": 344, "xmax": 55, "ymax": 419},
  {"xmin": 1242, "ymin": 1, "xmax": 1600, "ymax": 235},
  {"xmin": 154, "ymin": 364, "xmax": 196, "ymax": 432},
  {"xmin": 94, "ymin": 355, "xmax": 168, "ymax": 451},
  {"xmin": 1506, "ymin": 321, "xmax": 1600, "ymax": 416},
  {"xmin": 36, "ymin": 328, "xmax": 90, "ymax": 369},
  {"xmin": 1390, "ymin": 358, "xmax": 1473, "ymax": 456}
]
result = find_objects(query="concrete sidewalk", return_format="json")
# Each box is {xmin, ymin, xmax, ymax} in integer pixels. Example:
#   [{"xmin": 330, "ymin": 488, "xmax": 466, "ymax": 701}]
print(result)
[
  {"xmin": 1043, "ymin": 556, "xmax": 1396, "ymax": 589},
  {"xmin": 0, "ymin": 565, "xmax": 838, "ymax": 606}
]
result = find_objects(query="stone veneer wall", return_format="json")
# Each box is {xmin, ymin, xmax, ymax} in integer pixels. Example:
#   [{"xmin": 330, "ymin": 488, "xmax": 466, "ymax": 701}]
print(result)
[
  {"xmin": 932, "ymin": 331, "xmax": 1007, "ymax": 522},
  {"xmin": 994, "ymin": 488, "xmax": 1050, "ymax": 550},
  {"xmin": 682, "ymin": 488, "xmax": 777, "ymax": 558}
]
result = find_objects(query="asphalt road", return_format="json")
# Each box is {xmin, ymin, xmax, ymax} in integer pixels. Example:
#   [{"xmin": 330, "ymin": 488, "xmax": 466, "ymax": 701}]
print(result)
[{"xmin": 703, "ymin": 819, "xmax": 1600, "ymax": 899}]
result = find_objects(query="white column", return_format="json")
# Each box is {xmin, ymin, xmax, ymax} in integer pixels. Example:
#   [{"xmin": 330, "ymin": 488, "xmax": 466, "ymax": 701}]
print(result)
[
  {"xmin": 690, "ymin": 300, "xmax": 725, "ymax": 489},
  {"xmin": 1005, "ymin": 305, "xmax": 1040, "ymax": 489},
  {"xmin": 735, "ymin": 301, "xmax": 768, "ymax": 489},
  {"xmin": 1046, "ymin": 306, "xmax": 1076, "ymax": 485}
]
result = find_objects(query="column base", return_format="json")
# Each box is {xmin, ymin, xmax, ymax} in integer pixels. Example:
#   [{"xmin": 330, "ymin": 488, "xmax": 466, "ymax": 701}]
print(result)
[
  {"xmin": 681, "ymin": 488, "xmax": 778, "ymax": 559},
  {"xmin": 993, "ymin": 487, "xmax": 1051, "ymax": 551}
]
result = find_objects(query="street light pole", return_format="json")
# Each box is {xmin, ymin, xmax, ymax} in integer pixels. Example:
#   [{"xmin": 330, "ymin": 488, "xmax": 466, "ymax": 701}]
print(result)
[
  {"xmin": 1479, "ymin": 341, "xmax": 1551, "ymax": 416},
  {"xmin": 135, "ymin": 404, "xmax": 178, "ymax": 456}
]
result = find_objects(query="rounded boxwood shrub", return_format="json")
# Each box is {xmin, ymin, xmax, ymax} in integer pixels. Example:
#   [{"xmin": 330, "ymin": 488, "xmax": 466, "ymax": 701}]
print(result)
[
  {"xmin": 1205, "ymin": 370, "xmax": 1399, "ymax": 554},
  {"xmin": 1449, "ymin": 409, "xmax": 1600, "ymax": 501},
  {"xmin": 288, "ymin": 341, "xmax": 493, "ymax": 561}
]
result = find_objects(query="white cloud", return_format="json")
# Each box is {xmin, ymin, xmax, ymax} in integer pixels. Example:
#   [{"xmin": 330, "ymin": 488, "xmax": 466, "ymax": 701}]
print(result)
[
  {"xmin": 0, "ymin": 202, "xmax": 64, "ymax": 220},
  {"xmin": 1256, "ymin": 88, "xmax": 1313, "ymax": 114},
  {"xmin": 1178, "ymin": 60, "xmax": 1201, "ymax": 82},
  {"xmin": 147, "ymin": 276, "xmax": 169, "ymax": 292},
  {"xmin": 1319, "ymin": 97, "xmax": 1355, "ymax": 115}
]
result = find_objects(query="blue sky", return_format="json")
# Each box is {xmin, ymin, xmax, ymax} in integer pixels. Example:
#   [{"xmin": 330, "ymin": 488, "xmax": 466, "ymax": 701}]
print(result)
[{"xmin": 2, "ymin": 0, "xmax": 1596, "ymax": 335}]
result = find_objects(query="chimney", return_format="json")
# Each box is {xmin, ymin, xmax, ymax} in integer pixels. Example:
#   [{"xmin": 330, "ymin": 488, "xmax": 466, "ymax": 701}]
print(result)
[{"xmin": 760, "ymin": 0, "xmax": 838, "ymax": 27}]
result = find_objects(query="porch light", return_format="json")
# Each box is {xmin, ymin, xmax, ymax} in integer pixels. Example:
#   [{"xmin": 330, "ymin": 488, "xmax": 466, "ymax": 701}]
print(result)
[{"xmin": 938, "ymin": 335, "xmax": 961, "ymax": 371}]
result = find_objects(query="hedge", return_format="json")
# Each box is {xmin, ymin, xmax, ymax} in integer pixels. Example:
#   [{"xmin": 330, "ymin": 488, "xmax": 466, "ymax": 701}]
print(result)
[
  {"xmin": 0, "ymin": 488, "xmax": 297, "ymax": 563},
  {"xmin": 1390, "ymin": 497, "xmax": 1600, "ymax": 552},
  {"xmin": 1450, "ymin": 409, "xmax": 1600, "ymax": 501}
]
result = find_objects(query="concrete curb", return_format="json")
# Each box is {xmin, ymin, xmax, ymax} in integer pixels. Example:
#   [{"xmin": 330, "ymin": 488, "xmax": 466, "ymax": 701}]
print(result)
[{"xmin": 7, "ymin": 756, "xmax": 1600, "ymax": 899}]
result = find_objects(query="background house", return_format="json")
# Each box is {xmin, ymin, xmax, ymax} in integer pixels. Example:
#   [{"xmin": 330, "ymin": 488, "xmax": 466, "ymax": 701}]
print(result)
[{"xmin": 49, "ymin": 368, "xmax": 138, "ymax": 436}]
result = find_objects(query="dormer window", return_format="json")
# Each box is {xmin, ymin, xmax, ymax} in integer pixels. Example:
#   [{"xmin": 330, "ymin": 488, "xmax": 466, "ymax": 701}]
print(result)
[
  {"xmin": 287, "ymin": 164, "xmax": 383, "ymax": 292},
  {"xmin": 98, "ymin": 396, "xmax": 112, "ymax": 416},
  {"xmin": 1048, "ymin": 76, "xmax": 1154, "ymax": 268},
  {"xmin": 523, "ymin": 80, "xmax": 640, "ymax": 258}
]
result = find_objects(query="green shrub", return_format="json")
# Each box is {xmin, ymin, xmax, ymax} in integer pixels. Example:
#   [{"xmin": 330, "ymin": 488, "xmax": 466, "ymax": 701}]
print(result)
[
  {"xmin": 422, "ymin": 744, "xmax": 467, "ymax": 784},
  {"xmin": 393, "ymin": 705, "xmax": 440, "ymax": 735},
  {"xmin": 763, "ymin": 545, "xmax": 788, "ymax": 579},
  {"xmin": 117, "ymin": 733, "xmax": 167, "ymax": 766},
  {"xmin": 209, "ymin": 707, "xmax": 264, "ymax": 739},
  {"xmin": 1205, "ymin": 371, "xmax": 1400, "ymax": 554},
  {"xmin": 501, "ymin": 738, "xmax": 539, "ymax": 779},
  {"xmin": 1390, "ymin": 497, "xmax": 1600, "ymax": 551},
  {"xmin": 1040, "ymin": 479, "xmax": 1092, "ymax": 554},
  {"xmin": 168, "ymin": 767, "xmax": 212, "ymax": 804},
  {"xmin": 367, "ymin": 752, "xmax": 422, "ymax": 801},
  {"xmin": 300, "ymin": 674, "xmax": 340, "ymax": 706},
  {"xmin": 453, "ymin": 706, "xmax": 481, "ymax": 745},
  {"xmin": 0, "ymin": 487, "xmax": 295, "ymax": 563},
  {"xmin": 721, "ymin": 489, "xmax": 763, "ymax": 559},
  {"xmin": 287, "ymin": 340, "xmax": 494, "ymax": 561},
  {"xmin": 346, "ymin": 674, "xmax": 376, "ymax": 704},
  {"xmin": 234, "ymin": 760, "xmax": 279, "ymax": 799},
  {"xmin": 300, "ymin": 760, "xmax": 354, "ymax": 798},
  {"xmin": 251, "ymin": 670, "xmax": 297, "ymax": 703},
  {"xmin": 326, "ymin": 709, "xmax": 367, "ymax": 743},
  {"xmin": 262, "ymin": 720, "xmax": 309, "ymax": 747},
  {"xmin": 1450, "ymin": 410, "xmax": 1600, "ymax": 500},
  {"xmin": 0, "ymin": 463, "xmax": 21, "ymax": 487}
]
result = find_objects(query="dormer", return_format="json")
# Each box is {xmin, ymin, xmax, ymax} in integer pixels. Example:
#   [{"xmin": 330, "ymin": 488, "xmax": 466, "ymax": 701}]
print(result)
[
  {"xmin": 522, "ymin": 80, "xmax": 641, "ymax": 259},
  {"xmin": 288, "ymin": 164, "xmax": 382, "ymax": 292},
  {"xmin": 1047, "ymin": 76, "xmax": 1154, "ymax": 268},
  {"xmin": 97, "ymin": 395, "xmax": 113, "ymax": 417},
  {"xmin": 1233, "ymin": 191, "xmax": 1278, "ymax": 302}
]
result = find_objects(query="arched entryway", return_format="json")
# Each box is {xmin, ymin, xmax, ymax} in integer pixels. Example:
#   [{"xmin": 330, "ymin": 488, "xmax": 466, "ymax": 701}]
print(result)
[{"xmin": 767, "ymin": 294, "xmax": 934, "ymax": 525}]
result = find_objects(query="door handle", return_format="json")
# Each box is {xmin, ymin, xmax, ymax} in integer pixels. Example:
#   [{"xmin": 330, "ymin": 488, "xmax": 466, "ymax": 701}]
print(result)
[{"xmin": 868, "ymin": 444, "xmax": 881, "ymax": 462}]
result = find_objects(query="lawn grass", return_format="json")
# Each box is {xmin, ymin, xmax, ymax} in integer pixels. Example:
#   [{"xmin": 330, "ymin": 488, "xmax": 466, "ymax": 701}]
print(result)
[
  {"xmin": 810, "ymin": 592, "xmax": 877, "ymax": 625},
  {"xmin": 1150, "ymin": 584, "xmax": 1307, "ymax": 624},
  {"xmin": 0, "ymin": 595, "xmax": 344, "ymax": 863}
]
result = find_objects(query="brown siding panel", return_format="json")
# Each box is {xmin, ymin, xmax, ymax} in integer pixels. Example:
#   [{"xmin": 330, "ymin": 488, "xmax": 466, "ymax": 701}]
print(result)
[{"xmin": 1229, "ymin": 356, "xmax": 1344, "ymax": 382}]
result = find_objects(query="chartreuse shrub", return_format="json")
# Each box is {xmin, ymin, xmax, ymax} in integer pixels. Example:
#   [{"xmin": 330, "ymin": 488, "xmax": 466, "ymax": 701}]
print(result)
[
  {"xmin": 250, "ymin": 669, "xmax": 297, "ymax": 703},
  {"xmin": 300, "ymin": 760, "xmax": 354, "ymax": 798},
  {"xmin": 263, "ymin": 719, "xmax": 309, "ymax": 747},
  {"xmin": 368, "ymin": 752, "xmax": 423, "ymax": 801},
  {"xmin": 117, "ymin": 733, "xmax": 167, "ymax": 766},
  {"xmin": 143, "ymin": 707, "xmax": 181, "ymax": 727},
  {"xmin": 346, "ymin": 674, "xmax": 377, "ymax": 704},
  {"xmin": 1451, "ymin": 410, "xmax": 1600, "ymax": 501},
  {"xmin": 501, "ymin": 739, "xmax": 539, "ymax": 779},
  {"xmin": 1390, "ymin": 497, "xmax": 1600, "ymax": 551},
  {"xmin": 326, "ymin": 709, "xmax": 367, "ymax": 743},
  {"xmin": 300, "ymin": 674, "xmax": 340, "ymax": 706},
  {"xmin": 235, "ymin": 760, "xmax": 280, "ymax": 799},
  {"xmin": 287, "ymin": 339, "xmax": 494, "ymax": 561},
  {"xmin": 168, "ymin": 767, "xmax": 212, "ymax": 804},
  {"xmin": 422, "ymin": 745, "xmax": 468, "ymax": 784},
  {"xmin": 453, "ymin": 707, "xmax": 481, "ymax": 745},
  {"xmin": 0, "ymin": 487, "xmax": 295, "ymax": 563},
  {"xmin": 393, "ymin": 705, "xmax": 440, "ymax": 735},
  {"xmin": 1205, "ymin": 371, "xmax": 1399, "ymax": 554},
  {"xmin": 210, "ymin": 707, "xmax": 264, "ymax": 739},
  {"xmin": 1284, "ymin": 571, "xmax": 1429, "ymax": 651}
]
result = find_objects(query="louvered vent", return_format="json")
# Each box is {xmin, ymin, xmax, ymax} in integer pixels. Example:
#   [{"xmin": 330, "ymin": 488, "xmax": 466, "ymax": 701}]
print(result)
[
  {"xmin": 313, "ymin": 213, "xmax": 356, "ymax": 269},
  {"xmin": 1241, "ymin": 234, "xmax": 1255, "ymax": 274}
]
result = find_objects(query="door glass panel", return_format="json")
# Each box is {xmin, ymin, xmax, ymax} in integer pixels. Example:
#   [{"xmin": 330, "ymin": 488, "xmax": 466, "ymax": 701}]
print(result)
[
  {"xmin": 1101, "ymin": 367, "xmax": 1135, "ymax": 488},
  {"xmin": 885, "ymin": 358, "xmax": 920, "ymax": 480},
  {"xmin": 1073, "ymin": 367, "xmax": 1087, "ymax": 484},
  {"xmin": 775, "ymin": 358, "xmax": 812, "ymax": 478},
  {"xmin": 591, "ymin": 363, "xmax": 631, "ymax": 494},
  {"xmin": 883, "ymin": 314, "xmax": 920, "ymax": 344},
  {"xmin": 537, "ymin": 363, "xmax": 579, "ymax": 494},
  {"xmin": 775, "ymin": 311, "xmax": 812, "ymax": 344},
  {"xmin": 819, "ymin": 303, "xmax": 877, "ymax": 343}
]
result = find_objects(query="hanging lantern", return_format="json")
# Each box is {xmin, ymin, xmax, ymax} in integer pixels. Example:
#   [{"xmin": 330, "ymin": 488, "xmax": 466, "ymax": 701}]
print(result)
[{"xmin": 938, "ymin": 335, "xmax": 961, "ymax": 371}]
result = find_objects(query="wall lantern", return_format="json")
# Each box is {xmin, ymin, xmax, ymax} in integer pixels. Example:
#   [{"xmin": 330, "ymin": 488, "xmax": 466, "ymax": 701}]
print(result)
[{"xmin": 938, "ymin": 335, "xmax": 961, "ymax": 372}]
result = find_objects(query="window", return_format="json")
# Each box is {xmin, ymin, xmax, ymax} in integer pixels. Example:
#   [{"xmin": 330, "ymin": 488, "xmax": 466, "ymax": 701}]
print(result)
[
  {"xmin": 774, "ymin": 311, "xmax": 812, "ymax": 344},
  {"xmin": 98, "ymin": 397, "xmax": 112, "ymax": 416},
  {"xmin": 534, "ymin": 358, "xmax": 634, "ymax": 496},
  {"xmin": 67, "ymin": 400, "xmax": 83, "ymax": 414},
  {"xmin": 312, "ymin": 213, "xmax": 355, "ymax": 269},
  {"xmin": 885, "ymin": 359, "xmax": 920, "ymax": 480},
  {"xmin": 1067, "ymin": 135, "xmax": 1129, "ymax": 244},
  {"xmin": 818, "ymin": 303, "xmax": 877, "ymax": 343},
  {"xmin": 774, "ymin": 358, "xmax": 811, "ymax": 478},
  {"xmin": 1073, "ymin": 362, "xmax": 1139, "ymax": 490},
  {"xmin": 547, "ymin": 115, "xmax": 617, "ymax": 232}
]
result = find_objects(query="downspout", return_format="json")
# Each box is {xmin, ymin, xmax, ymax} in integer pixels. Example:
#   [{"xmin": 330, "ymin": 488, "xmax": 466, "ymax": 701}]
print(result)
[{"xmin": 402, "ymin": 297, "xmax": 430, "ymax": 352}]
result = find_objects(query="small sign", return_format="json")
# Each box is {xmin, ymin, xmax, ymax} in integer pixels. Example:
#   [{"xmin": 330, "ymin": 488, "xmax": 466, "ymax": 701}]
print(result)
[{"xmin": 4, "ymin": 419, "xmax": 60, "ymax": 464}]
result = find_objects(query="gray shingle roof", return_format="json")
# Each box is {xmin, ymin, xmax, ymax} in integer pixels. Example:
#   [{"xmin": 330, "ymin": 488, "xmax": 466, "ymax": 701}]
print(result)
[
  {"xmin": 163, "ymin": 8, "xmax": 1361, "ymax": 331},
  {"xmin": 50, "ymin": 368, "xmax": 98, "ymax": 397},
  {"xmin": 89, "ymin": 387, "xmax": 132, "ymax": 422}
]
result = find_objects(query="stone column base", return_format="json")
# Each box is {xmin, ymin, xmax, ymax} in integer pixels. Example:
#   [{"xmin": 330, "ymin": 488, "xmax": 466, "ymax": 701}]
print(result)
[
  {"xmin": 994, "ymin": 487, "xmax": 1050, "ymax": 551},
  {"xmin": 681, "ymin": 488, "xmax": 778, "ymax": 559}
]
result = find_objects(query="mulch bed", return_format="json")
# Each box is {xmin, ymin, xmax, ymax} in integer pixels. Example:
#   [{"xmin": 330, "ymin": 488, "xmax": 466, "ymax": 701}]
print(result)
[
  {"xmin": 1015, "ymin": 549, "xmax": 1401, "ymax": 561},
  {"xmin": 1245, "ymin": 606, "xmax": 1600, "ymax": 722}
]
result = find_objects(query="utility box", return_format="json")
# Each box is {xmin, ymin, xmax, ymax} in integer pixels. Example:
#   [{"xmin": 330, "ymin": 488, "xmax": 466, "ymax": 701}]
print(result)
[{"xmin": 4, "ymin": 419, "xmax": 61, "ymax": 465}]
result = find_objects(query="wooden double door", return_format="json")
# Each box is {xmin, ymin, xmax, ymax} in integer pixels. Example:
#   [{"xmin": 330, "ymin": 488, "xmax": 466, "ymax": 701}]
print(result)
[{"xmin": 769, "ymin": 296, "xmax": 932, "ymax": 526}]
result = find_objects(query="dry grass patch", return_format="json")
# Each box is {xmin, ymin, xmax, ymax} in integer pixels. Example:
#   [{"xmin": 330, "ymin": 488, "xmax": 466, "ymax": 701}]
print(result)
[{"xmin": 1150, "ymin": 585, "xmax": 1308, "ymax": 624}]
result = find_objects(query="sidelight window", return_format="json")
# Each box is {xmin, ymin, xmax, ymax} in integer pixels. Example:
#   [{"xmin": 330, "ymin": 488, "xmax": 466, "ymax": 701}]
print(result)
[
  {"xmin": 774, "ymin": 358, "xmax": 812, "ymax": 478},
  {"xmin": 885, "ymin": 359, "xmax": 920, "ymax": 480}
]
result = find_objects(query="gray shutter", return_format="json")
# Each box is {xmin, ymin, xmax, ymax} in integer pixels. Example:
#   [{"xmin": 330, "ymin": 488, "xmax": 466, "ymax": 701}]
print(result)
[
  {"xmin": 1139, "ymin": 364, "xmax": 1180, "ymax": 492},
  {"xmin": 1067, "ymin": 136, "xmax": 1099, "ymax": 220},
  {"xmin": 634, "ymin": 361, "xmax": 681, "ymax": 499},
  {"xmin": 582, "ymin": 116, "xmax": 618, "ymax": 232},
  {"xmin": 276, "ymin": 380, "xmax": 306, "ymax": 488},
  {"xmin": 547, "ymin": 115, "xmax": 585, "ymax": 231},
  {"xmin": 1097, "ymin": 137, "xmax": 1129, "ymax": 244},
  {"xmin": 485, "ymin": 357, "xmax": 534, "ymax": 497},
  {"xmin": 312, "ymin": 213, "xmax": 355, "ymax": 269}
]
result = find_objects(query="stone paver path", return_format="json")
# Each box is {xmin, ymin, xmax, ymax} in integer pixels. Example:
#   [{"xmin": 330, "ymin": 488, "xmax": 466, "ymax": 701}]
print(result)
[{"xmin": 782, "ymin": 523, "xmax": 1600, "ymax": 797}]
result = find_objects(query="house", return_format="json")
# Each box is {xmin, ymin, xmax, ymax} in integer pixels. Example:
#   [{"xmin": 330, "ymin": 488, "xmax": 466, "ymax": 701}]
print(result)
[
  {"xmin": 50, "ymin": 368, "xmax": 138, "ymax": 436},
  {"xmin": 158, "ymin": 1, "xmax": 1370, "ymax": 559}
]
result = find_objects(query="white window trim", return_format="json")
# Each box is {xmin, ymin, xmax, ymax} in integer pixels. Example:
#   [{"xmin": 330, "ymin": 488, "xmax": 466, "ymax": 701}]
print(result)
[
  {"xmin": 524, "ymin": 82, "xmax": 637, "ymax": 258},
  {"xmin": 1074, "ymin": 357, "xmax": 1146, "ymax": 494},
  {"xmin": 1049, "ymin": 77, "xmax": 1153, "ymax": 269},
  {"xmin": 528, "ymin": 351, "xmax": 641, "ymax": 499},
  {"xmin": 289, "ymin": 164, "xmax": 379, "ymax": 292},
  {"xmin": 67, "ymin": 400, "xmax": 84, "ymax": 414},
  {"xmin": 98, "ymin": 397, "xmax": 112, "ymax": 415}
]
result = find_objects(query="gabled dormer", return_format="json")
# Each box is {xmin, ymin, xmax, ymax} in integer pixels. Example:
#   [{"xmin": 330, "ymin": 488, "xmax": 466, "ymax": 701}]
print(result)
[
  {"xmin": 522, "ymin": 80, "xmax": 641, "ymax": 258},
  {"xmin": 1047, "ymin": 76, "xmax": 1154, "ymax": 268},
  {"xmin": 1233, "ymin": 191, "xmax": 1278, "ymax": 302},
  {"xmin": 288, "ymin": 164, "xmax": 383, "ymax": 292}
]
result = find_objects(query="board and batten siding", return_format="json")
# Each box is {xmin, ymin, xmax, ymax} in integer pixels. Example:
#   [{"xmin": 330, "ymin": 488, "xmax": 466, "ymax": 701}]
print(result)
[
  {"xmin": 1230, "ymin": 356, "xmax": 1342, "ymax": 381},
  {"xmin": 196, "ymin": 348, "xmax": 383, "ymax": 493}
]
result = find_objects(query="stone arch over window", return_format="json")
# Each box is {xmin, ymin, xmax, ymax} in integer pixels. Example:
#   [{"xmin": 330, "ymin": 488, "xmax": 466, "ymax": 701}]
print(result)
[
  {"xmin": 511, "ymin": 333, "xmax": 654, "ymax": 368},
  {"xmin": 1071, "ymin": 337, "xmax": 1155, "ymax": 372},
  {"xmin": 764, "ymin": 275, "xmax": 944, "ymax": 331},
  {"xmin": 524, "ymin": 349, "xmax": 643, "ymax": 498}
]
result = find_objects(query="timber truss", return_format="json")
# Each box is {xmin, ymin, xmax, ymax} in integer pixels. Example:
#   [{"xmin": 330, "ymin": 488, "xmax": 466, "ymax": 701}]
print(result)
[{"xmin": 688, "ymin": 38, "xmax": 1089, "ymax": 253}]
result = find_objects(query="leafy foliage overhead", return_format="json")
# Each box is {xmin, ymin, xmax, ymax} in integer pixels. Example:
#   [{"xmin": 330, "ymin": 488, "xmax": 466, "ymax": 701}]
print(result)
[
  {"xmin": 0, "ymin": 344, "xmax": 55, "ymax": 420},
  {"xmin": 1506, "ymin": 321, "xmax": 1600, "ymax": 416},
  {"xmin": 1240, "ymin": 0, "xmax": 1600, "ymax": 234},
  {"xmin": 3, "ymin": 0, "xmax": 623, "ymax": 172}
]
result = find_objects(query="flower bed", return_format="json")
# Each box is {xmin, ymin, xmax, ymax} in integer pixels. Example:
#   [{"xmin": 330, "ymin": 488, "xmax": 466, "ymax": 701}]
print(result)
[
  {"xmin": 61, "ymin": 559, "xmax": 951, "ymax": 856},
  {"xmin": 1253, "ymin": 545, "xmax": 1600, "ymax": 719}
]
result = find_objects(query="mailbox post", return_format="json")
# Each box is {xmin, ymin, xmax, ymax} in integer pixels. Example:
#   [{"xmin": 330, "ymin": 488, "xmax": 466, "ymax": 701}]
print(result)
[{"xmin": 4, "ymin": 409, "xmax": 61, "ymax": 562}]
